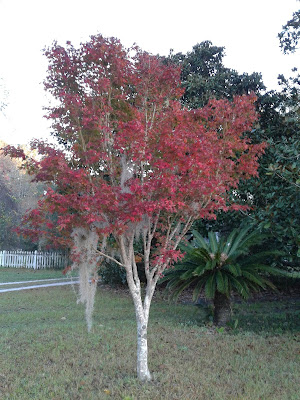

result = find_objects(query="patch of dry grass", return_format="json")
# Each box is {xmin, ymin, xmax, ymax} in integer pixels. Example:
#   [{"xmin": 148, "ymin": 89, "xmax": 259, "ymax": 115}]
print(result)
[{"xmin": 0, "ymin": 285, "xmax": 299, "ymax": 400}]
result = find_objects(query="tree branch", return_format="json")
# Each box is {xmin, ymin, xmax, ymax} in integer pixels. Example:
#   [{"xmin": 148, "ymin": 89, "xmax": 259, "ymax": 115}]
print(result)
[{"xmin": 95, "ymin": 249, "xmax": 125, "ymax": 267}]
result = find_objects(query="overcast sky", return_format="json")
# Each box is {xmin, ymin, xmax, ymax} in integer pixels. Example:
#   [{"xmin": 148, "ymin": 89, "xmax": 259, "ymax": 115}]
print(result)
[{"xmin": 0, "ymin": 0, "xmax": 299, "ymax": 145}]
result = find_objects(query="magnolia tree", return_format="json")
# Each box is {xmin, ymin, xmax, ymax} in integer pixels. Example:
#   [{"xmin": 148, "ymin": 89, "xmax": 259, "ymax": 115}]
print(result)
[{"xmin": 5, "ymin": 35, "xmax": 266, "ymax": 381}]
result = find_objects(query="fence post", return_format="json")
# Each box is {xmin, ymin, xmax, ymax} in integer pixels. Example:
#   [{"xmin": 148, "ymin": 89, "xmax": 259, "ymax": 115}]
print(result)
[{"xmin": 33, "ymin": 250, "xmax": 37, "ymax": 270}]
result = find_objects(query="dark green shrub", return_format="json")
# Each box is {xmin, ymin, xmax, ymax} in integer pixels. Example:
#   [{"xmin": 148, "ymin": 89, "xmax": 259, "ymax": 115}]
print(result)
[{"xmin": 99, "ymin": 261, "xmax": 127, "ymax": 286}]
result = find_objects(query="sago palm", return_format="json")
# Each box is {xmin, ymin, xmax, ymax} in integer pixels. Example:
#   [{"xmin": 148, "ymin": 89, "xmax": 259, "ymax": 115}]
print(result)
[{"xmin": 162, "ymin": 227, "xmax": 283, "ymax": 326}]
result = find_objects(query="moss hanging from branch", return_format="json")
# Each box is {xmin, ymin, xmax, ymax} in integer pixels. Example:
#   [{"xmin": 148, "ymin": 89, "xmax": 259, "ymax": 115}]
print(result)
[{"xmin": 71, "ymin": 227, "xmax": 99, "ymax": 332}]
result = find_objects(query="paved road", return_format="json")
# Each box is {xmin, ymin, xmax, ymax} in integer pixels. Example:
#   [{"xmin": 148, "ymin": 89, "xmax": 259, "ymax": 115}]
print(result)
[{"xmin": 0, "ymin": 278, "xmax": 79, "ymax": 293}]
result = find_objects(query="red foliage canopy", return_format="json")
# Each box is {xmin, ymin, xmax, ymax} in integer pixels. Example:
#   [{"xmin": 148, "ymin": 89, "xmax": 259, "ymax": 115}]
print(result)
[{"xmin": 4, "ymin": 35, "xmax": 266, "ymax": 259}]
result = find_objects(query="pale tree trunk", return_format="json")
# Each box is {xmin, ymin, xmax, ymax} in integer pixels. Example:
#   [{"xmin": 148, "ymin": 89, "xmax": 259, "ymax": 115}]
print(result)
[
  {"xmin": 135, "ymin": 299, "xmax": 151, "ymax": 381},
  {"xmin": 119, "ymin": 233, "xmax": 157, "ymax": 381},
  {"xmin": 127, "ymin": 267, "xmax": 157, "ymax": 381},
  {"xmin": 118, "ymin": 215, "xmax": 194, "ymax": 381}
]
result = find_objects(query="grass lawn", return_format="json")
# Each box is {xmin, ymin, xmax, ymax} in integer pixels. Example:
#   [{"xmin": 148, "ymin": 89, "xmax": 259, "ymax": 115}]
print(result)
[
  {"xmin": 0, "ymin": 281, "xmax": 299, "ymax": 400},
  {"xmin": 0, "ymin": 267, "xmax": 78, "ymax": 283}
]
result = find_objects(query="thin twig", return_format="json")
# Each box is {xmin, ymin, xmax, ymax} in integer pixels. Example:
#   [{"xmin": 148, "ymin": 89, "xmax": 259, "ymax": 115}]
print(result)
[{"xmin": 95, "ymin": 249, "xmax": 125, "ymax": 267}]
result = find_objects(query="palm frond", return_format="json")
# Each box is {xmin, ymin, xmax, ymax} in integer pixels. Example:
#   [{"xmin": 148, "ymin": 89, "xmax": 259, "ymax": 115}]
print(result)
[
  {"xmin": 229, "ymin": 275, "xmax": 250, "ymax": 299},
  {"xmin": 263, "ymin": 279, "xmax": 277, "ymax": 290},
  {"xmin": 242, "ymin": 263, "xmax": 285, "ymax": 276},
  {"xmin": 192, "ymin": 247, "xmax": 212, "ymax": 262},
  {"xmin": 223, "ymin": 273, "xmax": 230, "ymax": 293},
  {"xmin": 192, "ymin": 277, "xmax": 208, "ymax": 302},
  {"xmin": 241, "ymin": 271, "xmax": 267, "ymax": 288},
  {"xmin": 159, "ymin": 265, "xmax": 189, "ymax": 283},
  {"xmin": 205, "ymin": 273, "xmax": 216, "ymax": 299},
  {"xmin": 227, "ymin": 226, "xmax": 252, "ymax": 257},
  {"xmin": 208, "ymin": 231, "xmax": 219, "ymax": 253},
  {"xmin": 242, "ymin": 250, "xmax": 283, "ymax": 265},
  {"xmin": 180, "ymin": 269, "xmax": 195, "ymax": 280},
  {"xmin": 192, "ymin": 264, "xmax": 208, "ymax": 276},
  {"xmin": 225, "ymin": 263, "xmax": 242, "ymax": 277},
  {"xmin": 228, "ymin": 249, "xmax": 250, "ymax": 260},
  {"xmin": 191, "ymin": 230, "xmax": 209, "ymax": 251},
  {"xmin": 238, "ymin": 231, "xmax": 267, "ymax": 250},
  {"xmin": 216, "ymin": 270, "xmax": 226, "ymax": 293},
  {"xmin": 223, "ymin": 228, "xmax": 238, "ymax": 255},
  {"xmin": 178, "ymin": 241, "xmax": 195, "ymax": 253},
  {"xmin": 168, "ymin": 278, "xmax": 199, "ymax": 301}
]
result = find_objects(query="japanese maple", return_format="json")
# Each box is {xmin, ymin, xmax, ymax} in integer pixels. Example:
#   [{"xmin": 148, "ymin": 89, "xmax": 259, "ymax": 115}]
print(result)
[{"xmin": 4, "ymin": 34, "xmax": 266, "ymax": 381}]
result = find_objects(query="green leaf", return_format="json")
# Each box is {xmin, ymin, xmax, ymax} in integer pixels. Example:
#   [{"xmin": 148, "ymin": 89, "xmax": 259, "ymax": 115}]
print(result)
[
  {"xmin": 192, "ymin": 230, "xmax": 209, "ymax": 251},
  {"xmin": 223, "ymin": 229, "xmax": 237, "ymax": 254},
  {"xmin": 227, "ymin": 227, "xmax": 252, "ymax": 257},
  {"xmin": 242, "ymin": 271, "xmax": 267, "ymax": 288},
  {"xmin": 192, "ymin": 264, "xmax": 207, "ymax": 276},
  {"xmin": 193, "ymin": 247, "xmax": 211, "ymax": 262},
  {"xmin": 180, "ymin": 270, "xmax": 194, "ymax": 280},
  {"xmin": 216, "ymin": 270, "xmax": 225, "ymax": 293},
  {"xmin": 192, "ymin": 277, "xmax": 207, "ymax": 302},
  {"xmin": 208, "ymin": 231, "xmax": 218, "ymax": 253},
  {"xmin": 223, "ymin": 274, "xmax": 229, "ymax": 294},
  {"xmin": 169, "ymin": 278, "xmax": 199, "ymax": 301},
  {"xmin": 229, "ymin": 276, "xmax": 250, "ymax": 299},
  {"xmin": 205, "ymin": 273, "xmax": 216, "ymax": 299},
  {"xmin": 226, "ymin": 263, "xmax": 241, "ymax": 276}
]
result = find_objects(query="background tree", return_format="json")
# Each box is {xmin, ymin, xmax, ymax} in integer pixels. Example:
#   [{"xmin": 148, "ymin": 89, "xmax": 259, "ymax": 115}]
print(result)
[
  {"xmin": 5, "ymin": 35, "xmax": 266, "ymax": 382},
  {"xmin": 165, "ymin": 41, "xmax": 265, "ymax": 109},
  {"xmin": 0, "ymin": 173, "xmax": 18, "ymax": 248},
  {"xmin": 278, "ymin": 3, "xmax": 300, "ymax": 54},
  {"xmin": 170, "ymin": 41, "xmax": 300, "ymax": 272},
  {"xmin": 244, "ymin": 74, "xmax": 300, "ymax": 268},
  {"xmin": 0, "ymin": 141, "xmax": 44, "ymax": 250}
]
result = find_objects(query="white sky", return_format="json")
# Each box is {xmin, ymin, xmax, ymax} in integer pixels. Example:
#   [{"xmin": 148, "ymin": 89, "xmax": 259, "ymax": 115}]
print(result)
[{"xmin": 0, "ymin": 0, "xmax": 299, "ymax": 145}]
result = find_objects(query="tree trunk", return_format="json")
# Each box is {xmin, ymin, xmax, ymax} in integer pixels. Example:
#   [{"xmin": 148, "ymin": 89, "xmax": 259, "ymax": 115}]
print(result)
[
  {"xmin": 126, "ymin": 265, "xmax": 154, "ymax": 381},
  {"xmin": 136, "ymin": 316, "xmax": 151, "ymax": 381},
  {"xmin": 213, "ymin": 291, "xmax": 231, "ymax": 327},
  {"xmin": 118, "ymin": 233, "xmax": 158, "ymax": 381}
]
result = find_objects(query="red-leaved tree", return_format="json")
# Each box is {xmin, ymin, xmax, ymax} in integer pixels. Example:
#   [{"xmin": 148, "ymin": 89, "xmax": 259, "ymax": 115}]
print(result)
[{"xmin": 4, "ymin": 35, "xmax": 266, "ymax": 381}]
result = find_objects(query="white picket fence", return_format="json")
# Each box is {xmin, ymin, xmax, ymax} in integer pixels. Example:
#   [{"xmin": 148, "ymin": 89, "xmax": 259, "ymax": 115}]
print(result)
[{"xmin": 0, "ymin": 250, "xmax": 69, "ymax": 270}]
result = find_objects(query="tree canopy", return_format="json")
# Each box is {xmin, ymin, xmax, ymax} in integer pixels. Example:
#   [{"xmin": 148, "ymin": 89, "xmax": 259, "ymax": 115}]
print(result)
[
  {"xmin": 165, "ymin": 41, "xmax": 265, "ymax": 109},
  {"xmin": 279, "ymin": 6, "xmax": 300, "ymax": 53}
]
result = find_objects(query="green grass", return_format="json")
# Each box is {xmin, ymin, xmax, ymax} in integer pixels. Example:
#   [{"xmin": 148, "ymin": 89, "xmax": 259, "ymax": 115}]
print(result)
[
  {"xmin": 232, "ymin": 299, "xmax": 300, "ymax": 334},
  {"xmin": 0, "ymin": 283, "xmax": 299, "ymax": 400},
  {"xmin": 0, "ymin": 267, "xmax": 78, "ymax": 283}
]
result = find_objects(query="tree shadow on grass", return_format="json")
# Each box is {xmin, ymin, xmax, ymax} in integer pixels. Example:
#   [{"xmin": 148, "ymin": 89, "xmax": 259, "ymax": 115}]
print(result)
[
  {"xmin": 232, "ymin": 299, "xmax": 300, "ymax": 334},
  {"xmin": 191, "ymin": 298, "xmax": 300, "ymax": 334}
]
